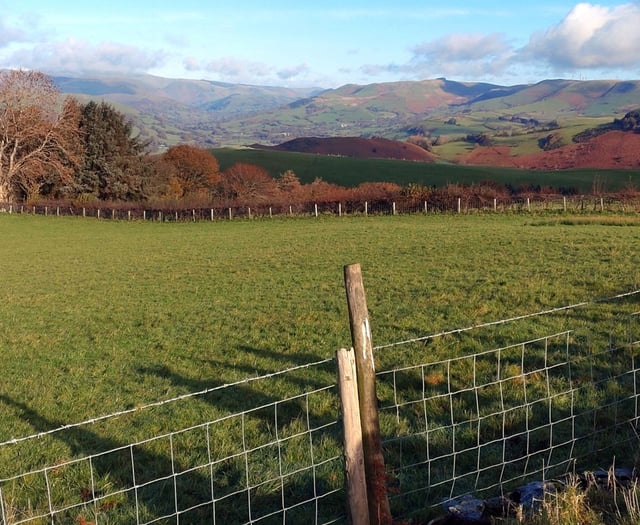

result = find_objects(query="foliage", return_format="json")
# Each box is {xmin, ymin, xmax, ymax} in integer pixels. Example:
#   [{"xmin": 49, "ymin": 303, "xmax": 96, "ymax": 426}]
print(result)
[
  {"xmin": 0, "ymin": 70, "xmax": 83, "ymax": 201},
  {"xmin": 71, "ymin": 101, "xmax": 150, "ymax": 201},
  {"xmin": 220, "ymin": 162, "xmax": 278, "ymax": 205},
  {"xmin": 573, "ymin": 109, "xmax": 640, "ymax": 143},
  {"xmin": 160, "ymin": 144, "xmax": 221, "ymax": 198}
]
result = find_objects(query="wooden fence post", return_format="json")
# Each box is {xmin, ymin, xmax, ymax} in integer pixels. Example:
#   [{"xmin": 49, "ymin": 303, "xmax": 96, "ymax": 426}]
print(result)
[
  {"xmin": 343, "ymin": 263, "xmax": 392, "ymax": 525},
  {"xmin": 337, "ymin": 348, "xmax": 370, "ymax": 525}
]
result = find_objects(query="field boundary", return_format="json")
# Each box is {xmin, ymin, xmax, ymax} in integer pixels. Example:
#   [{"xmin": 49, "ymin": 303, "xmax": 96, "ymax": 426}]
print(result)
[{"xmin": 2, "ymin": 194, "xmax": 640, "ymax": 222}]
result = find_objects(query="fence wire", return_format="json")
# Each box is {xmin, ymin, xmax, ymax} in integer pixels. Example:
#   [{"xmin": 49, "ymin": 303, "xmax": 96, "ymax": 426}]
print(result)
[
  {"xmin": 1, "ymin": 296, "xmax": 639, "ymax": 524},
  {"xmin": 0, "ymin": 363, "xmax": 345, "ymax": 525},
  {"xmin": 375, "ymin": 304, "xmax": 640, "ymax": 521}
]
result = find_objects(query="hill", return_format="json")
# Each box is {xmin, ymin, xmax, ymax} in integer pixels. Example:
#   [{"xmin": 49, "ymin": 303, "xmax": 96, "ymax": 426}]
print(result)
[
  {"xmin": 53, "ymin": 73, "xmax": 640, "ymax": 170},
  {"xmin": 252, "ymin": 136, "xmax": 436, "ymax": 162},
  {"xmin": 457, "ymin": 130, "xmax": 640, "ymax": 170}
]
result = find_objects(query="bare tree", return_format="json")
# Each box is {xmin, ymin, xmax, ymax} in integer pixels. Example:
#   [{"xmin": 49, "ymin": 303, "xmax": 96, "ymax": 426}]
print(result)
[{"xmin": 0, "ymin": 70, "xmax": 82, "ymax": 202}]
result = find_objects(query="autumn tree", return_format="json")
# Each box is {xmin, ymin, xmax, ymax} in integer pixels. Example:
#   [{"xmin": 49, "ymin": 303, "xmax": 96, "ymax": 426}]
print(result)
[
  {"xmin": 162, "ymin": 145, "xmax": 221, "ymax": 198},
  {"xmin": 0, "ymin": 70, "xmax": 83, "ymax": 202},
  {"xmin": 73, "ymin": 101, "xmax": 150, "ymax": 201},
  {"xmin": 221, "ymin": 162, "xmax": 277, "ymax": 205}
]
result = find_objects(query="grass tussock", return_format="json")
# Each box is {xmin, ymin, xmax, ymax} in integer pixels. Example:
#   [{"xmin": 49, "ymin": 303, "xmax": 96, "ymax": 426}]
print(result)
[{"xmin": 494, "ymin": 471, "xmax": 640, "ymax": 525}]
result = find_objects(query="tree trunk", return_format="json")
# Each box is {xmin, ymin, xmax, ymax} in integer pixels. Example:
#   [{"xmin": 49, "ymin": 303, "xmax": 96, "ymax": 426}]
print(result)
[{"xmin": 0, "ymin": 182, "xmax": 10, "ymax": 203}]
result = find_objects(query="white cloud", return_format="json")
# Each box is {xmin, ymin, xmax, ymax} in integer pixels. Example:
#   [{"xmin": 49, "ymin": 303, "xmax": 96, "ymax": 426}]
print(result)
[
  {"xmin": 0, "ymin": 19, "xmax": 26, "ymax": 48},
  {"xmin": 203, "ymin": 57, "xmax": 273, "ymax": 81},
  {"xmin": 277, "ymin": 64, "xmax": 309, "ymax": 81},
  {"xmin": 362, "ymin": 32, "xmax": 514, "ymax": 81},
  {"xmin": 412, "ymin": 33, "xmax": 508, "ymax": 62},
  {"xmin": 183, "ymin": 57, "xmax": 201, "ymax": 72},
  {"xmin": 5, "ymin": 38, "xmax": 167, "ymax": 74},
  {"xmin": 522, "ymin": 2, "xmax": 640, "ymax": 70}
]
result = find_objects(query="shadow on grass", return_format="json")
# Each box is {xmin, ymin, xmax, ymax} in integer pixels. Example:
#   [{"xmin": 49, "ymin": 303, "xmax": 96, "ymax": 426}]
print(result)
[{"xmin": 0, "ymin": 349, "xmax": 345, "ymax": 525}]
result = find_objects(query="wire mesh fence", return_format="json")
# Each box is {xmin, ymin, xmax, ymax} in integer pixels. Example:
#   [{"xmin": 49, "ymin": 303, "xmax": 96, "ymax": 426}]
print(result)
[
  {"xmin": 373, "ymin": 297, "xmax": 640, "ymax": 521},
  {"xmin": 0, "ymin": 293, "xmax": 639, "ymax": 524},
  {"xmin": 0, "ymin": 360, "xmax": 346, "ymax": 525}
]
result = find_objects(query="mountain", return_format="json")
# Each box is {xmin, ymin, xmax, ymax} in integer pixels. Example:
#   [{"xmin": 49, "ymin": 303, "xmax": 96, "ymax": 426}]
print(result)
[
  {"xmin": 54, "ymin": 73, "xmax": 640, "ymax": 168},
  {"xmin": 53, "ymin": 73, "xmax": 323, "ymax": 149}
]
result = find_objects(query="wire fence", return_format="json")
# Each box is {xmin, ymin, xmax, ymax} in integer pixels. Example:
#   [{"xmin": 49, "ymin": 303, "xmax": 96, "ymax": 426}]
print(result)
[
  {"xmin": 0, "ymin": 359, "xmax": 346, "ymax": 525},
  {"xmin": 0, "ymin": 291, "xmax": 639, "ymax": 524},
  {"xmin": 2, "ymin": 194, "xmax": 640, "ymax": 222},
  {"xmin": 372, "ymin": 293, "xmax": 640, "ymax": 521}
]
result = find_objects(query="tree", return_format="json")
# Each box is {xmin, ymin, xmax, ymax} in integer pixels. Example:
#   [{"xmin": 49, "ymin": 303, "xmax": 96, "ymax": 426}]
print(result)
[
  {"xmin": 73, "ymin": 101, "xmax": 149, "ymax": 201},
  {"xmin": 162, "ymin": 145, "xmax": 220, "ymax": 197},
  {"xmin": 0, "ymin": 70, "xmax": 83, "ymax": 202},
  {"xmin": 221, "ymin": 163, "xmax": 277, "ymax": 205}
]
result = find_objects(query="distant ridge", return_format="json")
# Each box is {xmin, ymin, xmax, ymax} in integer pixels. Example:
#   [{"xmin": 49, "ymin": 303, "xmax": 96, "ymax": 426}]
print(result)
[{"xmin": 49, "ymin": 72, "xmax": 640, "ymax": 160}]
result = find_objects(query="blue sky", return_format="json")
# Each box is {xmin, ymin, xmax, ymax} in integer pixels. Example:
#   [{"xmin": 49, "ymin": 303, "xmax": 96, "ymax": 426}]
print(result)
[{"xmin": 2, "ymin": 1, "xmax": 640, "ymax": 87}]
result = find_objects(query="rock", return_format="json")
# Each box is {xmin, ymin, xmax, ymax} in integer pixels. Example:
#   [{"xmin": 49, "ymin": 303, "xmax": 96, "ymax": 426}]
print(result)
[{"xmin": 440, "ymin": 494, "xmax": 490, "ymax": 523}]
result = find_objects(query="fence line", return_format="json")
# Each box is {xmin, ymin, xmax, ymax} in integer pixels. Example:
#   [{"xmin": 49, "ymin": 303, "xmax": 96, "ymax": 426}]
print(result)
[
  {"xmin": 1, "ymin": 285, "xmax": 639, "ymax": 523},
  {"xmin": 2, "ymin": 194, "xmax": 640, "ymax": 222}
]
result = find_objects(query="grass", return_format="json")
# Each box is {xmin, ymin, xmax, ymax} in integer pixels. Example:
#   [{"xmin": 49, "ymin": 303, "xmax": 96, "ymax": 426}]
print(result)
[
  {"xmin": 211, "ymin": 147, "xmax": 640, "ymax": 193},
  {"xmin": 1, "ymin": 211, "xmax": 640, "ymax": 523}
]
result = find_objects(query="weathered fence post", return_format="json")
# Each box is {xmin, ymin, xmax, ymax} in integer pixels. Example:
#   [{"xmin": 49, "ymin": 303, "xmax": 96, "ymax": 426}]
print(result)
[
  {"xmin": 337, "ymin": 347, "xmax": 370, "ymax": 525},
  {"xmin": 343, "ymin": 263, "xmax": 392, "ymax": 525},
  {"xmin": 365, "ymin": 201, "xmax": 368, "ymax": 216}
]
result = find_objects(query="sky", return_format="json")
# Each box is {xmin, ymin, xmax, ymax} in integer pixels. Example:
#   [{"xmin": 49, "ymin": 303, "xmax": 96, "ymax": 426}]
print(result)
[{"xmin": 1, "ymin": 1, "xmax": 640, "ymax": 88}]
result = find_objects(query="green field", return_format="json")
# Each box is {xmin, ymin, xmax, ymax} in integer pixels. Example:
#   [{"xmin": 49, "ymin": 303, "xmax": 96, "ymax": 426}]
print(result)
[
  {"xmin": 212, "ymin": 147, "xmax": 640, "ymax": 193},
  {"xmin": 1, "ymin": 212, "xmax": 640, "ymax": 522},
  {"xmin": 2, "ymin": 211, "xmax": 639, "ymax": 436}
]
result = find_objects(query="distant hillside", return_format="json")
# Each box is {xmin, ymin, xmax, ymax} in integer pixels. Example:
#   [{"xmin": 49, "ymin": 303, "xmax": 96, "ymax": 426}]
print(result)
[
  {"xmin": 253, "ymin": 136, "xmax": 436, "ymax": 162},
  {"xmin": 52, "ymin": 73, "xmax": 640, "ymax": 169},
  {"xmin": 53, "ymin": 73, "xmax": 322, "ymax": 149}
]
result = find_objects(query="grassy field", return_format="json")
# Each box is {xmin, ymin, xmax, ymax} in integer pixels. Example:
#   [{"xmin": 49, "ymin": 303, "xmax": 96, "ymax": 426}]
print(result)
[
  {"xmin": 211, "ymin": 147, "xmax": 640, "ymax": 193},
  {"xmin": 1, "ymin": 212, "xmax": 640, "ymax": 522}
]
